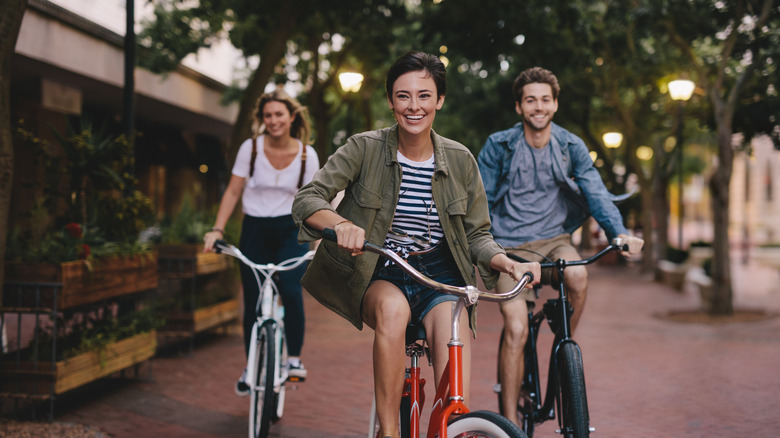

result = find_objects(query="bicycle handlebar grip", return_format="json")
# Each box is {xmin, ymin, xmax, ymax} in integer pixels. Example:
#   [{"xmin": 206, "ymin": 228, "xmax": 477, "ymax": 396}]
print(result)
[
  {"xmin": 322, "ymin": 227, "xmax": 370, "ymax": 253},
  {"xmin": 213, "ymin": 239, "xmax": 227, "ymax": 254},
  {"xmin": 322, "ymin": 228, "xmax": 337, "ymax": 242}
]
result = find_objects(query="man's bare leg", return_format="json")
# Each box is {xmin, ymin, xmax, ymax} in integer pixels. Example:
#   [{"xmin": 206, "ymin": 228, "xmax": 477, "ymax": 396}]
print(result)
[{"xmin": 498, "ymin": 297, "xmax": 529, "ymax": 426}]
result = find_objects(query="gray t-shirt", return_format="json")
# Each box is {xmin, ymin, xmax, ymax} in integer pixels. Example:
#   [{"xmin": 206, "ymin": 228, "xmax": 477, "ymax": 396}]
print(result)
[{"xmin": 492, "ymin": 137, "xmax": 567, "ymax": 246}]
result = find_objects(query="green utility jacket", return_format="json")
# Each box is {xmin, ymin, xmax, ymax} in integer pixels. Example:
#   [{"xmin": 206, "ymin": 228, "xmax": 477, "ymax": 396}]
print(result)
[{"xmin": 292, "ymin": 125, "xmax": 505, "ymax": 330}]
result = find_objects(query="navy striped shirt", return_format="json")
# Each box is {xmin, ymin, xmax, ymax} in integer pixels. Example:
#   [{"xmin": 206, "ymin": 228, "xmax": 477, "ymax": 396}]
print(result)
[{"xmin": 384, "ymin": 152, "xmax": 443, "ymax": 256}]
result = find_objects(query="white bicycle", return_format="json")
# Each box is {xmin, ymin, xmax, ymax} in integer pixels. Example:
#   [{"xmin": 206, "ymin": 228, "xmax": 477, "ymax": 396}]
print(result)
[{"xmin": 214, "ymin": 240, "xmax": 314, "ymax": 438}]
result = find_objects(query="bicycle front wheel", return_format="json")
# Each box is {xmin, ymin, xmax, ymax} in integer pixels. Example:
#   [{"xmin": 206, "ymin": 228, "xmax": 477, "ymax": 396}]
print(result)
[
  {"xmin": 273, "ymin": 325, "xmax": 288, "ymax": 421},
  {"xmin": 249, "ymin": 322, "xmax": 275, "ymax": 438},
  {"xmin": 447, "ymin": 410, "xmax": 528, "ymax": 438},
  {"xmin": 557, "ymin": 342, "xmax": 589, "ymax": 438}
]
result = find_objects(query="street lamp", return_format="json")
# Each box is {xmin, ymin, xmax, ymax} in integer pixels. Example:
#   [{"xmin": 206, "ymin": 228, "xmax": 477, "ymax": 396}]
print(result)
[
  {"xmin": 339, "ymin": 72, "xmax": 364, "ymax": 136},
  {"xmin": 602, "ymin": 132, "xmax": 623, "ymax": 149},
  {"xmin": 668, "ymin": 79, "xmax": 695, "ymax": 249}
]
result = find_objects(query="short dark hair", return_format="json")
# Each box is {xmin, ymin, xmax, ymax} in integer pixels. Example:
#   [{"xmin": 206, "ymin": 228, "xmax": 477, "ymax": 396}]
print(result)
[
  {"xmin": 512, "ymin": 67, "xmax": 560, "ymax": 102},
  {"xmin": 385, "ymin": 51, "xmax": 447, "ymax": 99}
]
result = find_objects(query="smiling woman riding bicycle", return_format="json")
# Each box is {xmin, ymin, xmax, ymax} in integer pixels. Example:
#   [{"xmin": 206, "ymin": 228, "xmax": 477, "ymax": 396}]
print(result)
[{"xmin": 292, "ymin": 50, "xmax": 540, "ymax": 438}]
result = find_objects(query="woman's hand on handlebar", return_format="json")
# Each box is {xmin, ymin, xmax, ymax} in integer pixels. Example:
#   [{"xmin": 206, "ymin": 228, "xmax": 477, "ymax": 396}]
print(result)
[
  {"xmin": 332, "ymin": 220, "xmax": 366, "ymax": 256},
  {"xmin": 202, "ymin": 230, "xmax": 223, "ymax": 253},
  {"xmin": 509, "ymin": 261, "xmax": 541, "ymax": 288}
]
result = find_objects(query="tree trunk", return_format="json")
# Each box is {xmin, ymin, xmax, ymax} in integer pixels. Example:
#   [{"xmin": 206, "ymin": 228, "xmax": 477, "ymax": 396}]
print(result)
[
  {"xmin": 226, "ymin": 0, "xmax": 313, "ymax": 162},
  {"xmin": 652, "ymin": 157, "xmax": 670, "ymax": 280},
  {"xmin": 0, "ymin": 0, "xmax": 28, "ymax": 305},
  {"xmin": 638, "ymin": 178, "xmax": 655, "ymax": 273},
  {"xmin": 708, "ymin": 103, "xmax": 735, "ymax": 315}
]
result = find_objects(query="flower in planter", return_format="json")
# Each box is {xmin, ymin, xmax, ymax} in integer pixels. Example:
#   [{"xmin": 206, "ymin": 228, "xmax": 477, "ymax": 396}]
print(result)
[
  {"xmin": 6, "ymin": 222, "xmax": 93, "ymax": 263},
  {"xmin": 65, "ymin": 222, "xmax": 82, "ymax": 238},
  {"xmin": 7, "ymin": 121, "xmax": 156, "ymax": 264}
]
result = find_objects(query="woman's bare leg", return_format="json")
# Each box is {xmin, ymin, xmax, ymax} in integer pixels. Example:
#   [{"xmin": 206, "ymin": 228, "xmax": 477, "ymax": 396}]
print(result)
[{"xmin": 362, "ymin": 281, "xmax": 411, "ymax": 438}]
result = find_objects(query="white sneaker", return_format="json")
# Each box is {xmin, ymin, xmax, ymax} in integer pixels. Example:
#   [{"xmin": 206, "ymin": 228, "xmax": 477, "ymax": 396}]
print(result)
[
  {"xmin": 235, "ymin": 369, "xmax": 249, "ymax": 396},
  {"xmin": 287, "ymin": 358, "xmax": 307, "ymax": 381}
]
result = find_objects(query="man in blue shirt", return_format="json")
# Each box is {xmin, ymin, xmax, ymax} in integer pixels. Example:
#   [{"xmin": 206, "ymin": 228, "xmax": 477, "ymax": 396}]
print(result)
[{"xmin": 478, "ymin": 67, "xmax": 643, "ymax": 425}]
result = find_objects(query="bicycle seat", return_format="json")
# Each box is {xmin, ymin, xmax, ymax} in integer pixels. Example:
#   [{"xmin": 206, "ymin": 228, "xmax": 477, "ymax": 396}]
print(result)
[{"xmin": 406, "ymin": 323, "xmax": 426, "ymax": 345}]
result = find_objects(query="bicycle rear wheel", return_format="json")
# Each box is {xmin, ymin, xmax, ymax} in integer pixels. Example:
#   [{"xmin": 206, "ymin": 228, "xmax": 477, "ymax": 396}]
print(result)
[
  {"xmin": 557, "ymin": 342, "xmax": 589, "ymax": 438},
  {"xmin": 249, "ymin": 322, "xmax": 275, "ymax": 438},
  {"xmin": 446, "ymin": 410, "xmax": 528, "ymax": 438}
]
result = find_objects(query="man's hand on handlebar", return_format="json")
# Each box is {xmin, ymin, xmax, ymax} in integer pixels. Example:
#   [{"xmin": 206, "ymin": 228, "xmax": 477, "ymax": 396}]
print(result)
[
  {"xmin": 491, "ymin": 253, "xmax": 541, "ymax": 289},
  {"xmin": 617, "ymin": 233, "xmax": 644, "ymax": 259}
]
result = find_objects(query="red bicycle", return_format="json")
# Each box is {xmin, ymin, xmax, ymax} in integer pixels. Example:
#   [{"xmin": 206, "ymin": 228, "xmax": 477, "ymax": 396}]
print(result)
[{"xmin": 322, "ymin": 229, "xmax": 532, "ymax": 438}]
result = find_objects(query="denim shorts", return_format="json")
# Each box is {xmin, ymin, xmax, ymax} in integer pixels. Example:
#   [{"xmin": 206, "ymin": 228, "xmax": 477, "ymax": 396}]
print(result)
[{"xmin": 369, "ymin": 242, "xmax": 465, "ymax": 324}]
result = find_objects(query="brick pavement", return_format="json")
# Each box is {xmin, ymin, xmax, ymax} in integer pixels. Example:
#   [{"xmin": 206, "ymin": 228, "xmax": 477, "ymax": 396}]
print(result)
[{"xmin": 42, "ymin": 258, "xmax": 780, "ymax": 437}]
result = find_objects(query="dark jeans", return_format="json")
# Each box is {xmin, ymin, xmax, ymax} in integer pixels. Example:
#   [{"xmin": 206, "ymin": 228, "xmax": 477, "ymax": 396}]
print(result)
[{"xmin": 239, "ymin": 214, "xmax": 308, "ymax": 357}]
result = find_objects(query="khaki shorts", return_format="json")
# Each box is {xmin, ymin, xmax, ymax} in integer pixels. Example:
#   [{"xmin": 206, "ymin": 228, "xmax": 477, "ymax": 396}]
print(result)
[{"xmin": 496, "ymin": 234, "xmax": 581, "ymax": 301}]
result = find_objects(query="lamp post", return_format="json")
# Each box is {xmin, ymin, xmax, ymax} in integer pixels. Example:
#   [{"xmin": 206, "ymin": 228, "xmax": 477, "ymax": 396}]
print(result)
[
  {"xmin": 668, "ymin": 79, "xmax": 695, "ymax": 249},
  {"xmin": 602, "ymin": 132, "xmax": 623, "ymax": 149},
  {"xmin": 588, "ymin": 132, "xmax": 622, "ymax": 250},
  {"xmin": 338, "ymin": 72, "xmax": 364, "ymax": 136},
  {"xmin": 602, "ymin": 131, "xmax": 623, "ymax": 177}
]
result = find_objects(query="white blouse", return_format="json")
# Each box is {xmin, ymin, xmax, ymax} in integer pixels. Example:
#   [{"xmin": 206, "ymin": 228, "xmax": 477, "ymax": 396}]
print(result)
[{"xmin": 232, "ymin": 135, "xmax": 320, "ymax": 218}]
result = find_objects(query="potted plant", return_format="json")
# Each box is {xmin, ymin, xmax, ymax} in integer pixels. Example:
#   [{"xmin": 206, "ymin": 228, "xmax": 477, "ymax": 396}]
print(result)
[
  {"xmin": 5, "ymin": 121, "xmax": 157, "ymax": 309},
  {"xmin": 754, "ymin": 242, "xmax": 780, "ymax": 269},
  {"xmin": 657, "ymin": 245, "xmax": 689, "ymax": 292},
  {"xmin": 0, "ymin": 304, "xmax": 162, "ymax": 396},
  {"xmin": 686, "ymin": 258, "xmax": 715, "ymax": 313},
  {"xmin": 687, "ymin": 240, "xmax": 714, "ymax": 268},
  {"xmin": 3, "ymin": 120, "xmax": 158, "ymax": 401},
  {"xmin": 153, "ymin": 197, "xmax": 241, "ymax": 339}
]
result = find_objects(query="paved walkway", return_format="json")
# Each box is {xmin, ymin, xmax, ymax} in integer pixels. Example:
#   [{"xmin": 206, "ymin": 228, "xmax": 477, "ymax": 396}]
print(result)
[{"xmin": 17, "ymin": 257, "xmax": 780, "ymax": 437}]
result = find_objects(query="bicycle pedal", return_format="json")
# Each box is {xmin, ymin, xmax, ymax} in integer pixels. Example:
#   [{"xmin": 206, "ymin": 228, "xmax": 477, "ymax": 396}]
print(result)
[{"xmin": 287, "ymin": 376, "xmax": 305, "ymax": 383}]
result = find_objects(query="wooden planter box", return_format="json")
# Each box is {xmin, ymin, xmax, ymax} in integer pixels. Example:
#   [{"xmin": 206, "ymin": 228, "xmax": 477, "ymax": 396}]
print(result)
[
  {"xmin": 0, "ymin": 331, "xmax": 156, "ymax": 397},
  {"xmin": 4, "ymin": 253, "xmax": 158, "ymax": 309},
  {"xmin": 162, "ymin": 298, "xmax": 240, "ymax": 334},
  {"xmin": 754, "ymin": 247, "xmax": 780, "ymax": 269},
  {"xmin": 157, "ymin": 244, "xmax": 230, "ymax": 277},
  {"xmin": 657, "ymin": 259, "xmax": 687, "ymax": 292}
]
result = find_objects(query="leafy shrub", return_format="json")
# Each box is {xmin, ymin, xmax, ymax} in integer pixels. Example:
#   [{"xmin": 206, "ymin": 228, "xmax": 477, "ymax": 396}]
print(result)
[{"xmin": 666, "ymin": 246, "xmax": 689, "ymax": 264}]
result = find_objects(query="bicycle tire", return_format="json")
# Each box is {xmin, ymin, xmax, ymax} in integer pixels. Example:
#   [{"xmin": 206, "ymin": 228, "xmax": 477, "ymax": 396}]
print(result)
[
  {"xmin": 399, "ymin": 393, "xmax": 411, "ymax": 438},
  {"xmin": 446, "ymin": 410, "xmax": 529, "ymax": 438},
  {"xmin": 557, "ymin": 342, "xmax": 589, "ymax": 438},
  {"xmin": 249, "ymin": 322, "xmax": 275, "ymax": 438}
]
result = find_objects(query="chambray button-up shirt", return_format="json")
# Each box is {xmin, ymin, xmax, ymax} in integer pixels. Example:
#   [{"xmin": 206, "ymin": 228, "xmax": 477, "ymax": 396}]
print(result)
[{"xmin": 478, "ymin": 122, "xmax": 629, "ymax": 244}]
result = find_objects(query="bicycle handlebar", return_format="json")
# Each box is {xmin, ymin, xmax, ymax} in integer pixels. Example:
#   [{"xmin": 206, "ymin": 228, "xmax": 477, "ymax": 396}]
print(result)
[
  {"xmin": 321, "ymin": 228, "xmax": 533, "ymax": 305},
  {"xmin": 213, "ymin": 240, "xmax": 315, "ymax": 272},
  {"xmin": 507, "ymin": 237, "xmax": 630, "ymax": 269}
]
